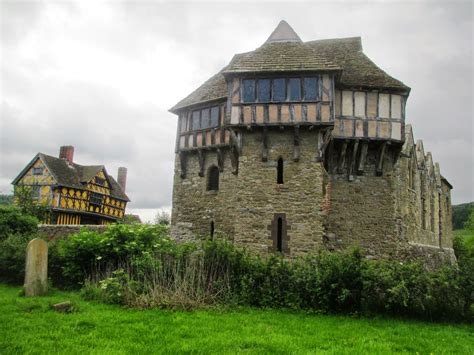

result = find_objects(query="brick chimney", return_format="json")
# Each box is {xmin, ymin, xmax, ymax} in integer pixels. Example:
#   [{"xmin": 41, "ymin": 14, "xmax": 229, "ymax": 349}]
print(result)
[
  {"xmin": 59, "ymin": 146, "xmax": 74, "ymax": 164},
  {"xmin": 117, "ymin": 167, "xmax": 127, "ymax": 192}
]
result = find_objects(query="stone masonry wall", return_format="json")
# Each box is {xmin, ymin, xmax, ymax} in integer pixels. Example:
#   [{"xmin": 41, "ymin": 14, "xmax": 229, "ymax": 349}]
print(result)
[
  {"xmin": 171, "ymin": 129, "xmax": 327, "ymax": 257},
  {"xmin": 38, "ymin": 224, "xmax": 107, "ymax": 242}
]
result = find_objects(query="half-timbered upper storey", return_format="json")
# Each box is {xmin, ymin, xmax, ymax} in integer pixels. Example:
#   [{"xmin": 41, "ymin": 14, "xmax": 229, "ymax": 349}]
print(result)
[
  {"xmin": 171, "ymin": 20, "xmax": 410, "ymax": 149},
  {"xmin": 12, "ymin": 146, "xmax": 129, "ymax": 225}
]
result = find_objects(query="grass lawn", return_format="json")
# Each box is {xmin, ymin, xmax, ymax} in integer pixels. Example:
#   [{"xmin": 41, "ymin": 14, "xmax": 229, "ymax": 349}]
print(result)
[{"xmin": 0, "ymin": 284, "xmax": 473, "ymax": 354}]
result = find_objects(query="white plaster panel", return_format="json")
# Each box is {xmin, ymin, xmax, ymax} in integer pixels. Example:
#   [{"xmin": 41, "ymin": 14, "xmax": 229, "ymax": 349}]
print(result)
[
  {"xmin": 378, "ymin": 94, "xmax": 390, "ymax": 118},
  {"xmin": 231, "ymin": 106, "xmax": 240, "ymax": 124},
  {"xmin": 391, "ymin": 95, "xmax": 402, "ymax": 119},
  {"xmin": 391, "ymin": 122, "xmax": 402, "ymax": 140},
  {"xmin": 342, "ymin": 90, "xmax": 353, "ymax": 116},
  {"xmin": 354, "ymin": 92, "xmax": 366, "ymax": 118}
]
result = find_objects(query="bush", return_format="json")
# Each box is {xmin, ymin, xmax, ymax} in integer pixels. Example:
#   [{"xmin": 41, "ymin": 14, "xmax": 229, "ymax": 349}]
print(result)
[
  {"xmin": 0, "ymin": 206, "xmax": 38, "ymax": 241},
  {"xmin": 0, "ymin": 233, "xmax": 36, "ymax": 284}
]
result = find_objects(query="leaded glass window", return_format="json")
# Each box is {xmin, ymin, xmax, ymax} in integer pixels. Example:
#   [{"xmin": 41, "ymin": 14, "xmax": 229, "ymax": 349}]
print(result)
[
  {"xmin": 242, "ymin": 79, "xmax": 256, "ymax": 102},
  {"xmin": 288, "ymin": 78, "xmax": 301, "ymax": 101},
  {"xmin": 257, "ymin": 79, "xmax": 271, "ymax": 102},
  {"xmin": 210, "ymin": 107, "xmax": 219, "ymax": 127},
  {"xmin": 303, "ymin": 77, "xmax": 318, "ymax": 100},
  {"xmin": 192, "ymin": 111, "xmax": 200, "ymax": 130},
  {"xmin": 272, "ymin": 78, "xmax": 286, "ymax": 101}
]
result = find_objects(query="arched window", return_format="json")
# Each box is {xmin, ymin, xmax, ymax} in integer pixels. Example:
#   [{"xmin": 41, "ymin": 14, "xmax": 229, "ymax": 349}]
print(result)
[
  {"xmin": 277, "ymin": 157, "xmax": 284, "ymax": 184},
  {"xmin": 207, "ymin": 166, "xmax": 219, "ymax": 191},
  {"xmin": 277, "ymin": 218, "xmax": 283, "ymax": 252}
]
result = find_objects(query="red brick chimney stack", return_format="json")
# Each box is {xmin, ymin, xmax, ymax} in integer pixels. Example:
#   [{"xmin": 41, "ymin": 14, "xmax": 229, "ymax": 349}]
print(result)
[
  {"xmin": 117, "ymin": 167, "xmax": 127, "ymax": 192},
  {"xmin": 59, "ymin": 146, "xmax": 74, "ymax": 164}
]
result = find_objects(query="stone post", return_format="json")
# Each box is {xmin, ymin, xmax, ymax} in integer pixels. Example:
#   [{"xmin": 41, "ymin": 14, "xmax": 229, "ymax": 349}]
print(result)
[{"xmin": 24, "ymin": 238, "xmax": 48, "ymax": 296}]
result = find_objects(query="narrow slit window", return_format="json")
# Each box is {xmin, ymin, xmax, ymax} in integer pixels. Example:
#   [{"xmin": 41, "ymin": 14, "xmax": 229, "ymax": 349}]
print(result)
[
  {"xmin": 277, "ymin": 158, "xmax": 284, "ymax": 184},
  {"xmin": 277, "ymin": 218, "xmax": 283, "ymax": 252},
  {"xmin": 210, "ymin": 221, "xmax": 215, "ymax": 240},
  {"xmin": 207, "ymin": 166, "xmax": 219, "ymax": 191}
]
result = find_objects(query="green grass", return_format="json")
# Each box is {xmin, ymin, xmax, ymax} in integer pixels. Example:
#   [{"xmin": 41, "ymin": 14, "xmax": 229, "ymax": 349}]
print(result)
[{"xmin": 0, "ymin": 284, "xmax": 473, "ymax": 354}]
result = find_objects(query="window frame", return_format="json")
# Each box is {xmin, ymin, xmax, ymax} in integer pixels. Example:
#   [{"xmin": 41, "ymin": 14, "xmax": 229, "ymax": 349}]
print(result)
[
  {"xmin": 241, "ymin": 76, "xmax": 322, "ymax": 104},
  {"xmin": 90, "ymin": 192, "xmax": 103, "ymax": 207},
  {"xmin": 32, "ymin": 167, "xmax": 44, "ymax": 176}
]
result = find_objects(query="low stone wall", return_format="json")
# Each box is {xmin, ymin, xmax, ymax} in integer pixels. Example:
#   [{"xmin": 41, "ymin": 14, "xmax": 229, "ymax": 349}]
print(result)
[{"xmin": 37, "ymin": 224, "xmax": 108, "ymax": 242}]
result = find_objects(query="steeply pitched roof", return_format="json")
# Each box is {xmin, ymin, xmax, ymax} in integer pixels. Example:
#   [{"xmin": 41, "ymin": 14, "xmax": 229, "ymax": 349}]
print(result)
[
  {"xmin": 12, "ymin": 153, "xmax": 129, "ymax": 201},
  {"xmin": 265, "ymin": 20, "xmax": 302, "ymax": 43},
  {"xmin": 170, "ymin": 22, "xmax": 410, "ymax": 113}
]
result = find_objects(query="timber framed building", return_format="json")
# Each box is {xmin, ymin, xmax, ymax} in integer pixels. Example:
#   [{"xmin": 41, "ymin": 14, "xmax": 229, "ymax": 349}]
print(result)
[
  {"xmin": 12, "ymin": 146, "xmax": 129, "ymax": 225},
  {"xmin": 169, "ymin": 21, "xmax": 454, "ymax": 264}
]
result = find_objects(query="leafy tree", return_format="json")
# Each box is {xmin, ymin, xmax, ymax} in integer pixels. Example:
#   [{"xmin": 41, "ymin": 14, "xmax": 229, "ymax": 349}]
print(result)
[
  {"xmin": 154, "ymin": 209, "xmax": 170, "ymax": 225},
  {"xmin": 464, "ymin": 208, "xmax": 474, "ymax": 231},
  {"xmin": 0, "ymin": 194, "xmax": 13, "ymax": 206},
  {"xmin": 13, "ymin": 185, "xmax": 50, "ymax": 222}
]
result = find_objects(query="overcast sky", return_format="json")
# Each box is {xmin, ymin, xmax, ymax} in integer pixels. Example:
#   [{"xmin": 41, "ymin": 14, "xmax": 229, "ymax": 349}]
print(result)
[{"xmin": 1, "ymin": 0, "xmax": 472, "ymax": 222}]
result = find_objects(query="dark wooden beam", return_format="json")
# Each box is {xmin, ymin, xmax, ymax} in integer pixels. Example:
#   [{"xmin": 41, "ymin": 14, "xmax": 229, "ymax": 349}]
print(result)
[
  {"xmin": 293, "ymin": 125, "xmax": 300, "ymax": 162},
  {"xmin": 179, "ymin": 152, "xmax": 187, "ymax": 179},
  {"xmin": 262, "ymin": 126, "xmax": 268, "ymax": 162},
  {"xmin": 348, "ymin": 139, "xmax": 359, "ymax": 181},
  {"xmin": 338, "ymin": 140, "xmax": 349, "ymax": 174},
  {"xmin": 198, "ymin": 150, "xmax": 205, "ymax": 177},
  {"xmin": 318, "ymin": 128, "xmax": 332, "ymax": 162},
  {"xmin": 376, "ymin": 142, "xmax": 387, "ymax": 176},
  {"xmin": 357, "ymin": 142, "xmax": 368, "ymax": 175}
]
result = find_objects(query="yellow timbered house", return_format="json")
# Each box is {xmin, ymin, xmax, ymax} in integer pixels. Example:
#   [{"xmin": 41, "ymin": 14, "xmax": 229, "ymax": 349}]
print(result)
[{"xmin": 12, "ymin": 146, "xmax": 129, "ymax": 225}]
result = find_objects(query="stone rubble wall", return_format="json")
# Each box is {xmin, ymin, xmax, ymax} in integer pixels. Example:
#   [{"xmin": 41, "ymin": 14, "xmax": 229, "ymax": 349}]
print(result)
[{"xmin": 38, "ymin": 224, "xmax": 108, "ymax": 242}]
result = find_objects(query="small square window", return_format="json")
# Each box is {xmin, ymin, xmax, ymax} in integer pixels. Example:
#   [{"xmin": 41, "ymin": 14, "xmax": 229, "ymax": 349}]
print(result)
[
  {"xmin": 33, "ymin": 167, "xmax": 43, "ymax": 175},
  {"xmin": 242, "ymin": 79, "xmax": 256, "ymax": 102},
  {"xmin": 90, "ymin": 192, "xmax": 103, "ymax": 206}
]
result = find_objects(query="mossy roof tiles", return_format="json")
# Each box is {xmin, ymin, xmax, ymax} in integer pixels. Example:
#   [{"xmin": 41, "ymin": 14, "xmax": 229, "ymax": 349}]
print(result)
[{"xmin": 170, "ymin": 34, "xmax": 409, "ymax": 113}]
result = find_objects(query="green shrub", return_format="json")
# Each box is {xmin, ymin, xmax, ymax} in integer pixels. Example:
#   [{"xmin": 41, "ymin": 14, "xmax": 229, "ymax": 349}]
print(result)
[
  {"xmin": 0, "ymin": 206, "xmax": 38, "ymax": 241},
  {"xmin": 0, "ymin": 233, "xmax": 34, "ymax": 284}
]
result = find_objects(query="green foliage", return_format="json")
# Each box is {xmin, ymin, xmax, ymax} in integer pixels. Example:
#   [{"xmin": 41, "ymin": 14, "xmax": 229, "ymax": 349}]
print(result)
[
  {"xmin": 453, "ymin": 233, "xmax": 474, "ymax": 319},
  {"xmin": 13, "ymin": 186, "xmax": 50, "ymax": 221},
  {"xmin": 452, "ymin": 202, "xmax": 474, "ymax": 230},
  {"xmin": 0, "ymin": 206, "xmax": 38, "ymax": 241},
  {"xmin": 464, "ymin": 208, "xmax": 474, "ymax": 231},
  {"xmin": 0, "ymin": 194, "xmax": 13, "ymax": 206},
  {"xmin": 0, "ymin": 206, "xmax": 39, "ymax": 284}
]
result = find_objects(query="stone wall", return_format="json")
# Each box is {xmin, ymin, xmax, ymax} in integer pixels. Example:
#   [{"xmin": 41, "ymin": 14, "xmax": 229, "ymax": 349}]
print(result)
[
  {"xmin": 172, "ymin": 129, "xmax": 327, "ymax": 257},
  {"xmin": 38, "ymin": 224, "xmax": 107, "ymax": 241},
  {"xmin": 171, "ymin": 125, "xmax": 455, "ymax": 265}
]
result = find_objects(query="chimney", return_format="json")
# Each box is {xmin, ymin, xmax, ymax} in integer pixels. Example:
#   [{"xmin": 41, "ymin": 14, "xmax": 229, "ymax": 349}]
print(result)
[
  {"xmin": 117, "ymin": 167, "xmax": 127, "ymax": 192},
  {"xmin": 59, "ymin": 146, "xmax": 74, "ymax": 164}
]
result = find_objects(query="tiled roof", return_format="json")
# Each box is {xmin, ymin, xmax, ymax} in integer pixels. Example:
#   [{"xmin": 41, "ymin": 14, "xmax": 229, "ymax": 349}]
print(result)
[
  {"xmin": 12, "ymin": 153, "xmax": 129, "ymax": 201},
  {"xmin": 170, "ymin": 26, "xmax": 410, "ymax": 113},
  {"xmin": 223, "ymin": 42, "xmax": 340, "ymax": 74}
]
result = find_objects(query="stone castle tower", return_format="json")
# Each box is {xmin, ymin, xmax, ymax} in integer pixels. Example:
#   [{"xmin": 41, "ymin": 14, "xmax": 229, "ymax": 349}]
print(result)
[{"xmin": 169, "ymin": 21, "xmax": 455, "ymax": 263}]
